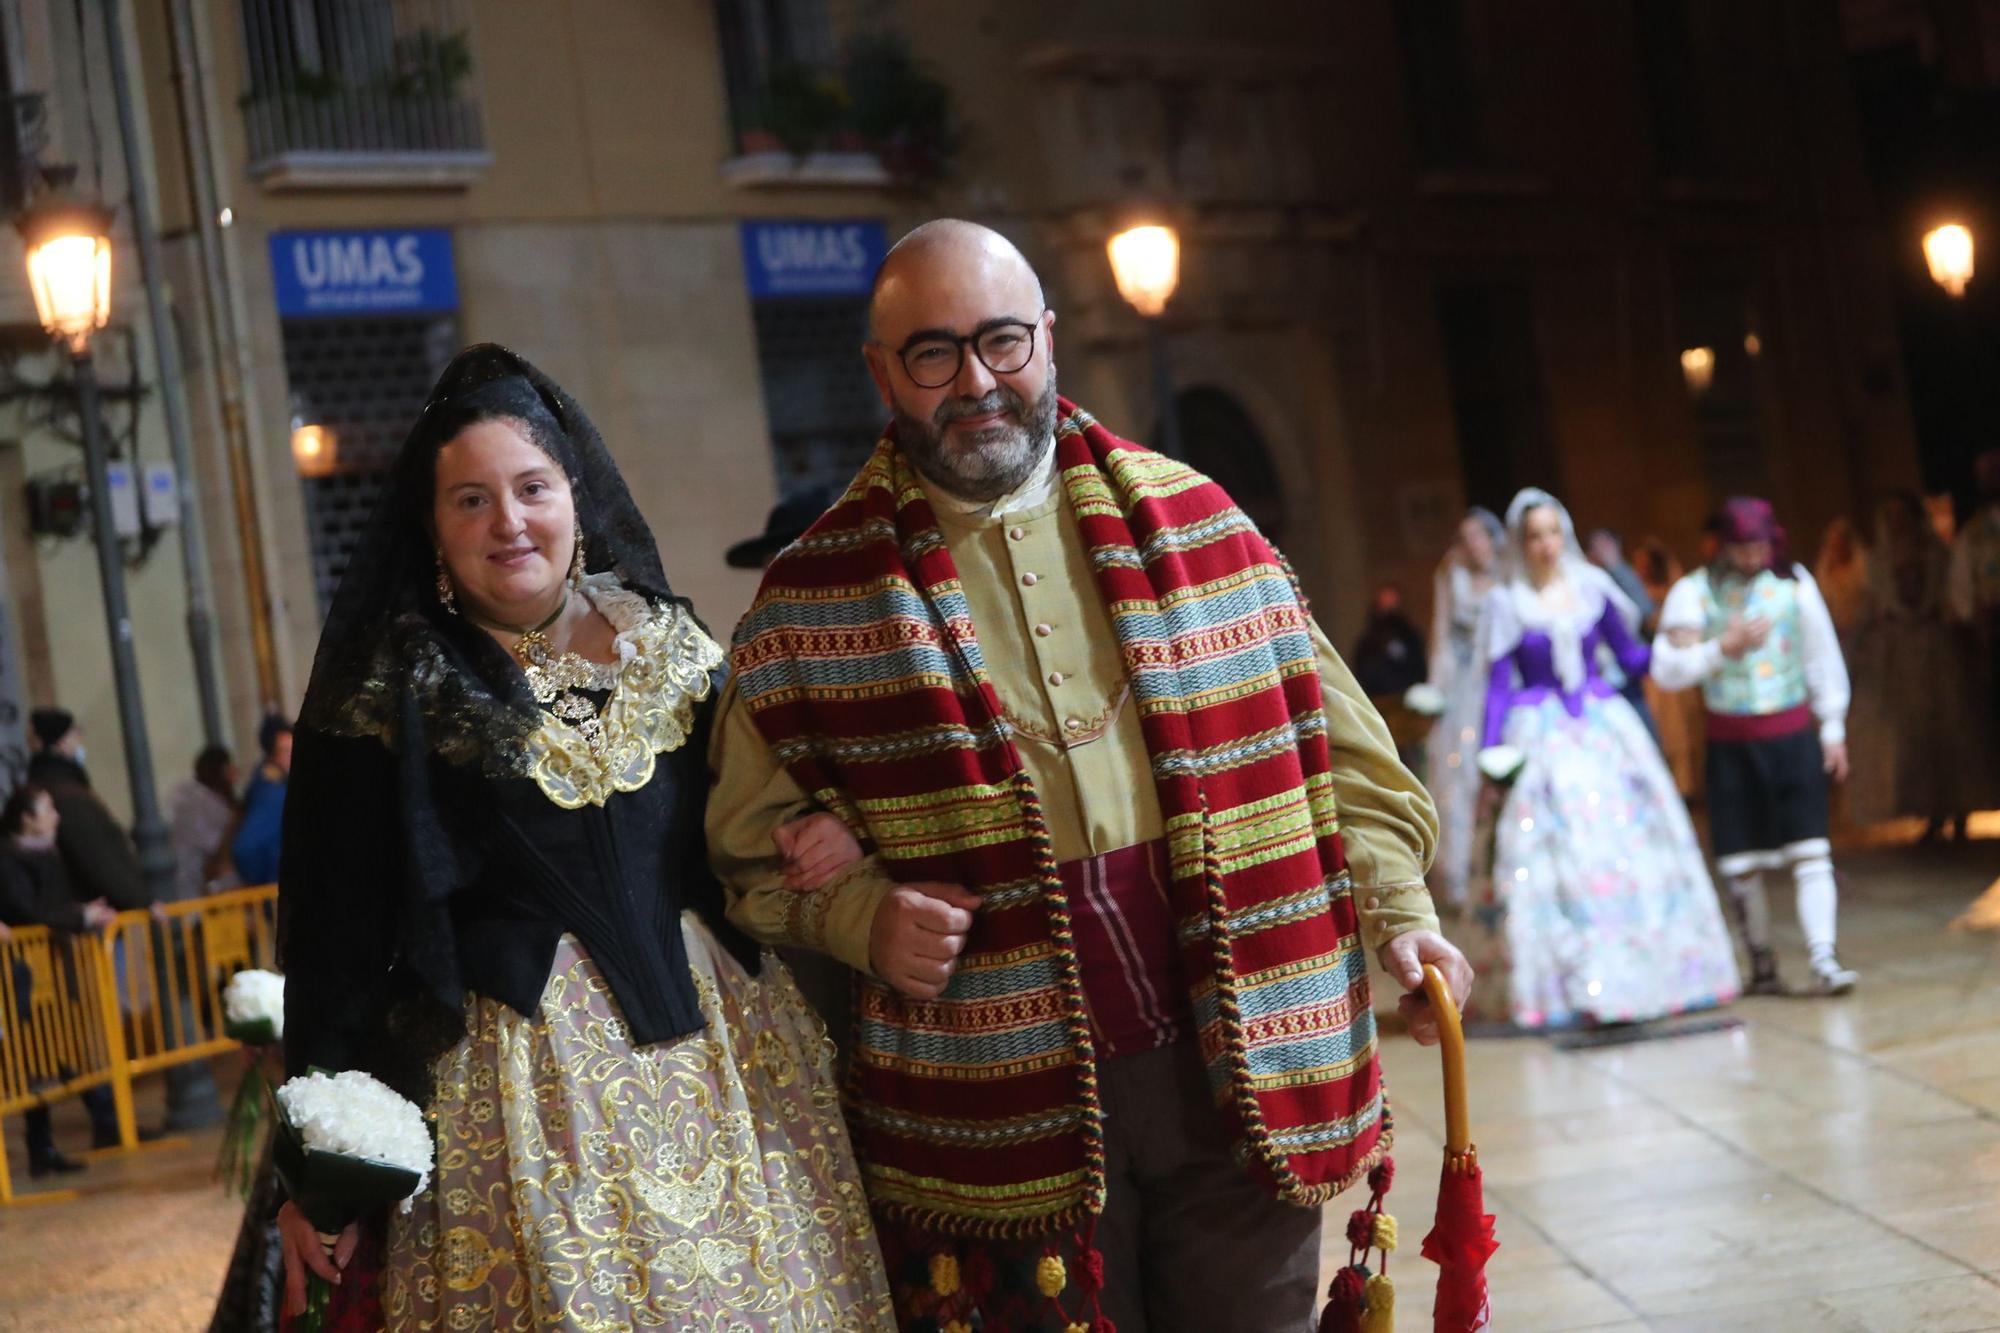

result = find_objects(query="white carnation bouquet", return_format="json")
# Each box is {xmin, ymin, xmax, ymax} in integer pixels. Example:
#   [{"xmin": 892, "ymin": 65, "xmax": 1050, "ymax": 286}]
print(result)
[
  {"xmin": 271, "ymin": 1069, "xmax": 436, "ymax": 1330},
  {"xmin": 1402, "ymin": 682, "xmax": 1448, "ymax": 717},
  {"xmin": 218, "ymin": 968, "xmax": 285, "ymax": 1199},
  {"xmin": 222, "ymin": 968, "xmax": 285, "ymax": 1046}
]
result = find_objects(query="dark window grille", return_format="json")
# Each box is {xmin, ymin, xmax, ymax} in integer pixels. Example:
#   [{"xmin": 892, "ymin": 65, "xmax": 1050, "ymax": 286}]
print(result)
[
  {"xmin": 280, "ymin": 312, "xmax": 457, "ymax": 611},
  {"xmin": 750, "ymin": 296, "xmax": 882, "ymax": 499}
]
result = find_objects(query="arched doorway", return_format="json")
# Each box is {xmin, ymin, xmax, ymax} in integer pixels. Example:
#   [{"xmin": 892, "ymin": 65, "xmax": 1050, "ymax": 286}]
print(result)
[{"xmin": 1158, "ymin": 386, "xmax": 1290, "ymax": 546}]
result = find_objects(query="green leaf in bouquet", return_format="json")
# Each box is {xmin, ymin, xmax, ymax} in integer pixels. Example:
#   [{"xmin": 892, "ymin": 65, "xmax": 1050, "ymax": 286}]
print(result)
[
  {"xmin": 216, "ymin": 1057, "xmax": 275, "ymax": 1200},
  {"xmin": 224, "ymin": 1016, "xmax": 280, "ymax": 1047}
]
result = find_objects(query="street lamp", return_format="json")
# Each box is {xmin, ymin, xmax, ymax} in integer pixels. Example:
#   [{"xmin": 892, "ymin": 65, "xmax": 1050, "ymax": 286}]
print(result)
[
  {"xmin": 1923, "ymin": 223, "xmax": 1974, "ymax": 297},
  {"xmin": 1679, "ymin": 345, "xmax": 1716, "ymax": 395},
  {"xmin": 17, "ymin": 185, "xmax": 177, "ymax": 905},
  {"xmin": 1108, "ymin": 223, "xmax": 1184, "ymax": 458}
]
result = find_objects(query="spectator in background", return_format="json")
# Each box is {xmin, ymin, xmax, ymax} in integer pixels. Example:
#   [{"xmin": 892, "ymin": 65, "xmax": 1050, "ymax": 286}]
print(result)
[
  {"xmin": 160, "ymin": 746, "xmax": 241, "ymax": 1135},
  {"xmin": 25, "ymin": 708, "xmax": 148, "ymax": 910},
  {"xmin": 1588, "ymin": 528, "xmax": 1660, "ymax": 737},
  {"xmin": 231, "ymin": 718, "xmax": 291, "ymax": 887},
  {"xmin": 1353, "ymin": 582, "xmax": 1429, "ymax": 698},
  {"xmin": 0, "ymin": 782, "xmax": 121, "ymax": 1174},
  {"xmin": 1949, "ymin": 449, "xmax": 2000, "ymax": 759},
  {"xmin": 1634, "ymin": 537, "xmax": 1706, "ymax": 797},
  {"xmin": 1697, "ymin": 512, "xmax": 1728, "ymax": 567},
  {"xmin": 169, "ymin": 746, "xmax": 240, "ymax": 902},
  {"xmin": 1848, "ymin": 491, "xmax": 1996, "ymax": 839},
  {"xmin": 1814, "ymin": 518, "xmax": 1870, "ymax": 642},
  {"xmin": 1354, "ymin": 582, "xmax": 1431, "ymax": 772},
  {"xmin": 1426, "ymin": 508, "xmax": 1506, "ymax": 908},
  {"xmin": 1588, "ymin": 528, "xmax": 1657, "ymax": 628}
]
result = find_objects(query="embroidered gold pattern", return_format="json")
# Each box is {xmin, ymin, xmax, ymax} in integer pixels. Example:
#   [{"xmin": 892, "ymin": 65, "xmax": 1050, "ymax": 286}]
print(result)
[
  {"xmin": 524, "ymin": 581, "xmax": 725, "ymax": 810},
  {"xmin": 383, "ymin": 928, "xmax": 895, "ymax": 1331}
]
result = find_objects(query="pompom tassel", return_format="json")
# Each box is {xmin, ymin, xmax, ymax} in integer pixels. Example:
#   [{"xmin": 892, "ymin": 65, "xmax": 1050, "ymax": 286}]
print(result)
[
  {"xmin": 1317, "ymin": 1265, "xmax": 1368, "ymax": 1333},
  {"xmin": 1359, "ymin": 1272, "xmax": 1396, "ymax": 1333},
  {"xmin": 1371, "ymin": 1211, "xmax": 1399, "ymax": 1253}
]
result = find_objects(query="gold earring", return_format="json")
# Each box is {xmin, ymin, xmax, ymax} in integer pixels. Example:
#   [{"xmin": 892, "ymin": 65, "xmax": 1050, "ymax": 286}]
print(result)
[
  {"xmin": 435, "ymin": 550, "xmax": 458, "ymax": 615},
  {"xmin": 570, "ymin": 521, "xmax": 586, "ymax": 591}
]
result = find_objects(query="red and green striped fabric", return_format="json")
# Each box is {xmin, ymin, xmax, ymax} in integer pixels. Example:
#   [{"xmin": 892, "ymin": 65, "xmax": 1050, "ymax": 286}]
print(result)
[{"xmin": 733, "ymin": 401, "xmax": 1389, "ymax": 1241}]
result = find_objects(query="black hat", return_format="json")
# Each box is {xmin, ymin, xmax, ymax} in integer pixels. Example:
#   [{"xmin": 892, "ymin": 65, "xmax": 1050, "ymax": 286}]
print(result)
[
  {"xmin": 726, "ymin": 489, "xmax": 835, "ymax": 569},
  {"xmin": 30, "ymin": 707, "xmax": 74, "ymax": 749}
]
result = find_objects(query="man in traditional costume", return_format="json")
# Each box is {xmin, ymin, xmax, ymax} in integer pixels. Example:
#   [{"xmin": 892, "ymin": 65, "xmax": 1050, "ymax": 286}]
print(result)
[
  {"xmin": 1652, "ymin": 497, "xmax": 1858, "ymax": 996},
  {"xmin": 709, "ymin": 220, "xmax": 1472, "ymax": 1332}
]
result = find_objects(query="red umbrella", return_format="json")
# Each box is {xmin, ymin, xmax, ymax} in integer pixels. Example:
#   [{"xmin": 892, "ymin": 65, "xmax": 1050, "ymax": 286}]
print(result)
[{"xmin": 1419, "ymin": 964, "xmax": 1498, "ymax": 1331}]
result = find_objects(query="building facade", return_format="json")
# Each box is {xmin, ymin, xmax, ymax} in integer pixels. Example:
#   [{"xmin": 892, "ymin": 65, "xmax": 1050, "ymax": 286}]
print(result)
[{"xmin": 0, "ymin": 0, "xmax": 1923, "ymax": 818}]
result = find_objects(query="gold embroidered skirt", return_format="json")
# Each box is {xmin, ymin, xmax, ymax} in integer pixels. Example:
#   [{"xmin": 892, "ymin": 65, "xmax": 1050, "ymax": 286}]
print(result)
[{"xmin": 382, "ymin": 917, "xmax": 894, "ymax": 1331}]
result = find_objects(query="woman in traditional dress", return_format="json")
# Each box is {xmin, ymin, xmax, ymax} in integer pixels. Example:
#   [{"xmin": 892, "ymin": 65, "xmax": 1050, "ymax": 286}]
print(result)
[
  {"xmin": 273, "ymin": 345, "xmax": 892, "ymax": 1331},
  {"xmin": 1455, "ymin": 489, "xmax": 1738, "ymax": 1029},
  {"xmin": 1425, "ymin": 507, "xmax": 1505, "ymax": 907},
  {"xmin": 1847, "ymin": 491, "xmax": 1996, "ymax": 838}
]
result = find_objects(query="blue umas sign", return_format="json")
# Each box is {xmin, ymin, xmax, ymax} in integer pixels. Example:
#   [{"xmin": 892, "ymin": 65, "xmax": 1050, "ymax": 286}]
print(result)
[
  {"xmin": 740, "ymin": 221, "xmax": 887, "ymax": 299},
  {"xmin": 271, "ymin": 229, "xmax": 459, "ymax": 317}
]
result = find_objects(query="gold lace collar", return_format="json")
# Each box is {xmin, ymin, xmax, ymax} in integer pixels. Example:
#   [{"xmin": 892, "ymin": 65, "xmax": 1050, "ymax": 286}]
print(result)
[{"xmin": 524, "ymin": 576, "xmax": 724, "ymax": 809}]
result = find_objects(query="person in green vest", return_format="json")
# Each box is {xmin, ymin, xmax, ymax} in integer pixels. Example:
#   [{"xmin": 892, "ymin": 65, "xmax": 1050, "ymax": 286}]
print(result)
[{"xmin": 1651, "ymin": 497, "xmax": 1857, "ymax": 996}]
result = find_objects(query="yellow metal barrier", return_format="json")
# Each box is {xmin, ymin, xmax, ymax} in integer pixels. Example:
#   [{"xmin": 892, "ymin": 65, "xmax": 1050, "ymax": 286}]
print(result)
[{"xmin": 0, "ymin": 884, "xmax": 279, "ymax": 1204}]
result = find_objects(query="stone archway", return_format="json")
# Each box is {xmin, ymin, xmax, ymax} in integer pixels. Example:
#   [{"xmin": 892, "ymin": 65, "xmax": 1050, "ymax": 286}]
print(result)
[{"xmin": 1160, "ymin": 385, "xmax": 1289, "ymax": 546}]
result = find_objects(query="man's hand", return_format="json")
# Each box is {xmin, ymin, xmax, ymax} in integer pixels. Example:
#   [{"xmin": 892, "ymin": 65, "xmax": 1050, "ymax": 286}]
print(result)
[
  {"xmin": 1823, "ymin": 740, "xmax": 1850, "ymax": 784},
  {"xmin": 83, "ymin": 900, "xmax": 117, "ymax": 931},
  {"xmin": 870, "ymin": 882, "xmax": 980, "ymax": 1000},
  {"xmin": 1376, "ymin": 929, "xmax": 1473, "ymax": 1047},
  {"xmin": 1718, "ymin": 613, "xmax": 1773, "ymax": 660}
]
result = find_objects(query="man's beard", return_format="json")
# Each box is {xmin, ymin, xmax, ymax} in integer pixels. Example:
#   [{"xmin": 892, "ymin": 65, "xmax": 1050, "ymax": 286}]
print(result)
[{"xmin": 893, "ymin": 370, "xmax": 1060, "ymax": 504}]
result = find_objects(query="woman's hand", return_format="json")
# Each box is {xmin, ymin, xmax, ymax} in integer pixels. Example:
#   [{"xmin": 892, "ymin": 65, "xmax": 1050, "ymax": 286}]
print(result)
[
  {"xmin": 774, "ymin": 812, "xmax": 863, "ymax": 892},
  {"xmin": 277, "ymin": 1201, "xmax": 358, "ymax": 1316}
]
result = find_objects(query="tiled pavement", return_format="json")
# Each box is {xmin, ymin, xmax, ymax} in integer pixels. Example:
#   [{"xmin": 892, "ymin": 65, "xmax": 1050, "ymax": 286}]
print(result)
[{"xmin": 3, "ymin": 828, "xmax": 1997, "ymax": 1331}]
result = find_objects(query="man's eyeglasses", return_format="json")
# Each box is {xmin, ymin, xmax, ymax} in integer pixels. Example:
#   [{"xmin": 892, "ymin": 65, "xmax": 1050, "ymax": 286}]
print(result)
[{"xmin": 890, "ymin": 319, "xmax": 1040, "ymax": 389}]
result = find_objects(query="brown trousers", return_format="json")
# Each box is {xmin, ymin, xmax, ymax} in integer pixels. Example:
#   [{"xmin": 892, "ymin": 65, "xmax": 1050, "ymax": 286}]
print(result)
[{"xmin": 1095, "ymin": 1038, "xmax": 1322, "ymax": 1333}]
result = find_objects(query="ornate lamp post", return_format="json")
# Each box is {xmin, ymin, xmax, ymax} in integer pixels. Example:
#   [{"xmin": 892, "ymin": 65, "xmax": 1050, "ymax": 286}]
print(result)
[{"xmin": 18, "ymin": 185, "xmax": 176, "ymax": 904}]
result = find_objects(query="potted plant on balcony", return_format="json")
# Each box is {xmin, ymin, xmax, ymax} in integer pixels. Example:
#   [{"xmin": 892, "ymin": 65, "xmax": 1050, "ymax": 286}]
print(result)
[{"xmin": 734, "ymin": 32, "xmax": 957, "ymax": 187}]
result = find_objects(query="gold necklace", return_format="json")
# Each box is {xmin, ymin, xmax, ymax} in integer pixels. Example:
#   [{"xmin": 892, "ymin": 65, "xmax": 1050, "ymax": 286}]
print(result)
[{"xmin": 507, "ymin": 597, "xmax": 621, "ymax": 755}]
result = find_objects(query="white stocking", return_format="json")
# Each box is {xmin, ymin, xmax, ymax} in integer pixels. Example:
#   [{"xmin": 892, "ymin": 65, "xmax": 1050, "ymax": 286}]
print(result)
[
  {"xmin": 1723, "ymin": 870, "xmax": 1772, "ymax": 950},
  {"xmin": 1792, "ymin": 852, "xmax": 1839, "ymax": 964}
]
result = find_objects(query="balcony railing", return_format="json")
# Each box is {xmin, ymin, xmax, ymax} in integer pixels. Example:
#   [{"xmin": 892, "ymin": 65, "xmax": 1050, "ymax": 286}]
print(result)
[{"xmin": 238, "ymin": 0, "xmax": 491, "ymax": 189}]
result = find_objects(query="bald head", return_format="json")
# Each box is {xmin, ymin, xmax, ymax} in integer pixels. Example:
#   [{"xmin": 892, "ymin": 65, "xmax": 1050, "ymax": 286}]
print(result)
[
  {"xmin": 869, "ymin": 219, "xmax": 1046, "ymax": 342},
  {"xmin": 862, "ymin": 219, "xmax": 1060, "ymax": 504}
]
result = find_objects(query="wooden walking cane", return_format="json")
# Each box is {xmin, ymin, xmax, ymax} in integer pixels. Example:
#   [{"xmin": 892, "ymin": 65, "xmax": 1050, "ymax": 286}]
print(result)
[{"xmin": 1420, "ymin": 964, "xmax": 1498, "ymax": 1331}]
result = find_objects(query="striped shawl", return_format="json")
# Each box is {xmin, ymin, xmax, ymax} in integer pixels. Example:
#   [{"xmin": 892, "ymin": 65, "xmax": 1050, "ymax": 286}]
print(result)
[{"xmin": 732, "ymin": 402, "xmax": 1387, "ymax": 1238}]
